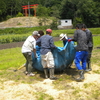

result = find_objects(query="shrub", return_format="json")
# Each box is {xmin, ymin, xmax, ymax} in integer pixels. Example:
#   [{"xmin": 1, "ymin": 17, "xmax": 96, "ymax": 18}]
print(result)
[
  {"xmin": 6, "ymin": 15, "xmax": 12, "ymax": 20},
  {"xmin": 16, "ymin": 12, "xmax": 23, "ymax": 17},
  {"xmin": 49, "ymin": 18, "xmax": 58, "ymax": 30}
]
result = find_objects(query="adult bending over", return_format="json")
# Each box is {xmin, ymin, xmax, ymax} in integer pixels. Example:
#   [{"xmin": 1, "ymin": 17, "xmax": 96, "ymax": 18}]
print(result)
[
  {"xmin": 37, "ymin": 29, "xmax": 57, "ymax": 80},
  {"xmin": 21, "ymin": 31, "xmax": 40, "ymax": 76}
]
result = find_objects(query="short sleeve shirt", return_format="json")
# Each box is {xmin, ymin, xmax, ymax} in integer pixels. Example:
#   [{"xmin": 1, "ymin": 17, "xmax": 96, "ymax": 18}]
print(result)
[{"xmin": 21, "ymin": 35, "xmax": 36, "ymax": 53}]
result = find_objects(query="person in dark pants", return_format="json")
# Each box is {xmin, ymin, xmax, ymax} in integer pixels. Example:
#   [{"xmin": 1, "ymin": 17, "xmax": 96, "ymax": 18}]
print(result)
[
  {"xmin": 68, "ymin": 24, "xmax": 88, "ymax": 81},
  {"xmin": 37, "ymin": 29, "xmax": 57, "ymax": 80},
  {"xmin": 81, "ymin": 24, "xmax": 93, "ymax": 71},
  {"xmin": 21, "ymin": 31, "xmax": 40, "ymax": 76}
]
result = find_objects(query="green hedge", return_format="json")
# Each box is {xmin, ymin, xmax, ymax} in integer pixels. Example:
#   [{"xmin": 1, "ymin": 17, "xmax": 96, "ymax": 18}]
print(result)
[
  {"xmin": 0, "ymin": 27, "xmax": 100, "ymax": 44},
  {"xmin": 0, "ymin": 26, "xmax": 50, "ymax": 35},
  {"xmin": 0, "ymin": 34, "xmax": 28, "ymax": 44}
]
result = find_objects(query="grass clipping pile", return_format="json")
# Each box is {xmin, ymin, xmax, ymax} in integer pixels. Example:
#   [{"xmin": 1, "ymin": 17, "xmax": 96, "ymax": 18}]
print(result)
[
  {"xmin": 0, "ymin": 17, "xmax": 52, "ymax": 28},
  {"xmin": 0, "ymin": 64, "xmax": 100, "ymax": 100}
]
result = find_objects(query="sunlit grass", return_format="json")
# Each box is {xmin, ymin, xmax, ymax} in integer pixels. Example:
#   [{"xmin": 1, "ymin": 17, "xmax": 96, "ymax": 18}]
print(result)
[
  {"xmin": 91, "ymin": 48, "xmax": 100, "ymax": 65},
  {"xmin": 0, "ymin": 47, "xmax": 25, "ymax": 70},
  {"xmin": 54, "ymin": 40, "xmax": 63, "ymax": 47},
  {"xmin": 0, "ymin": 35, "xmax": 100, "ymax": 71},
  {"xmin": 0, "ymin": 35, "xmax": 100, "ymax": 100},
  {"xmin": 93, "ymin": 36, "xmax": 100, "ymax": 47}
]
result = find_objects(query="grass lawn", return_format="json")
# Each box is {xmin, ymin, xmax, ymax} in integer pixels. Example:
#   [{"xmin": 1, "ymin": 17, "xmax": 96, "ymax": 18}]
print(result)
[{"xmin": 0, "ymin": 36, "xmax": 100, "ymax": 100}]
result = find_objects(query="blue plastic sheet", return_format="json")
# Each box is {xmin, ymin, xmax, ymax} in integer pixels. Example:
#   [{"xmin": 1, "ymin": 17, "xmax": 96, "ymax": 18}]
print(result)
[{"xmin": 32, "ymin": 41, "xmax": 76, "ymax": 72}]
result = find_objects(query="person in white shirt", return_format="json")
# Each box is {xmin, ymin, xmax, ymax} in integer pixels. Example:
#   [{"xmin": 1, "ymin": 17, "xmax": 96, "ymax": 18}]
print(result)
[{"xmin": 21, "ymin": 31, "xmax": 40, "ymax": 76}]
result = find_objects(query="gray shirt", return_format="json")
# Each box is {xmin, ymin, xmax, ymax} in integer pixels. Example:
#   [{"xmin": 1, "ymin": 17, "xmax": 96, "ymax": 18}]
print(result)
[
  {"xmin": 73, "ymin": 30, "xmax": 88, "ymax": 51},
  {"xmin": 85, "ymin": 29, "xmax": 93, "ymax": 48},
  {"xmin": 36, "ymin": 35, "xmax": 56, "ymax": 55}
]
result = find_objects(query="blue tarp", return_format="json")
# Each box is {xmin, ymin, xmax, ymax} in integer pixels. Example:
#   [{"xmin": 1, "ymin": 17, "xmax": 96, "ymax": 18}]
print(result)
[{"xmin": 32, "ymin": 41, "xmax": 76, "ymax": 72}]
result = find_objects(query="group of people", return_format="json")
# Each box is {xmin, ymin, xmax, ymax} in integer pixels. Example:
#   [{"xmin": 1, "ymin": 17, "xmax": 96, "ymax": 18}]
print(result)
[
  {"xmin": 60, "ymin": 24, "xmax": 93, "ymax": 81},
  {"xmin": 21, "ymin": 29, "xmax": 57, "ymax": 80},
  {"xmin": 21, "ymin": 23, "xmax": 93, "ymax": 81}
]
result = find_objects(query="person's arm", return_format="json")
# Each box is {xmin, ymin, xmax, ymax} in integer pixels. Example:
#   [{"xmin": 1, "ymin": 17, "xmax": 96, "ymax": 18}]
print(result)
[
  {"xmin": 49, "ymin": 37, "xmax": 56, "ymax": 48},
  {"xmin": 36, "ymin": 38, "xmax": 41, "ymax": 46},
  {"xmin": 32, "ymin": 40, "xmax": 37, "ymax": 58},
  {"xmin": 32, "ymin": 48, "xmax": 37, "ymax": 58},
  {"xmin": 73, "ymin": 30, "xmax": 78, "ymax": 42},
  {"xmin": 90, "ymin": 32, "xmax": 93, "ymax": 44},
  {"xmin": 68, "ymin": 30, "xmax": 78, "ymax": 42}
]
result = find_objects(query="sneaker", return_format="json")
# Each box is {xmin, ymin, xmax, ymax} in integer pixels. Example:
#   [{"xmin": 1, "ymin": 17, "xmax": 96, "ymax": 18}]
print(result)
[
  {"xmin": 85, "ymin": 69, "xmax": 92, "ymax": 72},
  {"xmin": 50, "ymin": 77, "xmax": 58, "ymax": 80},
  {"xmin": 24, "ymin": 71, "xmax": 28, "ymax": 75},
  {"xmin": 27, "ymin": 73, "xmax": 35, "ymax": 77}
]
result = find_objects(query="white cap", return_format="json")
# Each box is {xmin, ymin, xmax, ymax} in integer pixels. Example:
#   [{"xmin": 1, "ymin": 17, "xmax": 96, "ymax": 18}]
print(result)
[
  {"xmin": 32, "ymin": 31, "xmax": 40, "ymax": 36},
  {"xmin": 59, "ymin": 33, "xmax": 68, "ymax": 40}
]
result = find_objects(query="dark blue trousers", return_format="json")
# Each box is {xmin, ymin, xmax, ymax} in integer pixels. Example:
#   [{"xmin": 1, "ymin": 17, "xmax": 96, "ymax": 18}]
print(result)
[{"xmin": 74, "ymin": 51, "xmax": 88, "ymax": 70}]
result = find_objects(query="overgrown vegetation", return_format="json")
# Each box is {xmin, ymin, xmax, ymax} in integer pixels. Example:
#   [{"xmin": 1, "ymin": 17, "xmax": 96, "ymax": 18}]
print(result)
[
  {"xmin": 0, "ymin": 0, "xmax": 100, "ymax": 27},
  {"xmin": 0, "ymin": 27, "xmax": 100, "ymax": 44}
]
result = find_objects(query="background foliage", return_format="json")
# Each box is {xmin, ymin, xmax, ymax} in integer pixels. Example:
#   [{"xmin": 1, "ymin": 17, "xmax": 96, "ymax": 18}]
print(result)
[
  {"xmin": 0, "ymin": 0, "xmax": 100, "ymax": 28},
  {"xmin": 0, "ymin": 27, "xmax": 100, "ymax": 44}
]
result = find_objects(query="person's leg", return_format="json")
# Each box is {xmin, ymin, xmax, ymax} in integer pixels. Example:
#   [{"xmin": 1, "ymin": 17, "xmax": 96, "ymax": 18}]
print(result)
[
  {"xmin": 75, "ymin": 51, "xmax": 85, "ymax": 81},
  {"xmin": 74, "ymin": 51, "xmax": 83, "ymax": 70},
  {"xmin": 23, "ymin": 53, "xmax": 28, "ymax": 74},
  {"xmin": 82, "ymin": 51, "xmax": 88, "ymax": 70},
  {"xmin": 43, "ymin": 68, "xmax": 48, "ymax": 79},
  {"xmin": 47, "ymin": 52, "xmax": 57, "ymax": 80},
  {"xmin": 26, "ymin": 52, "xmax": 35, "ymax": 76},
  {"xmin": 41, "ymin": 55, "xmax": 48, "ymax": 79},
  {"xmin": 76, "ymin": 70, "xmax": 84, "ymax": 81},
  {"xmin": 86, "ymin": 47, "xmax": 93, "ymax": 71}
]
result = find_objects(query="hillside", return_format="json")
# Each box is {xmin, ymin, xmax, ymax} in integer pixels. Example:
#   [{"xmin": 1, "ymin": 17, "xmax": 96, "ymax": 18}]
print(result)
[{"xmin": 0, "ymin": 17, "xmax": 52, "ymax": 29}]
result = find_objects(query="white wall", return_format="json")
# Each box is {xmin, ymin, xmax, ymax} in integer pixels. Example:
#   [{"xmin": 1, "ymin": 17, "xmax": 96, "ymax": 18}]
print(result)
[{"xmin": 60, "ymin": 19, "xmax": 72, "ymax": 26}]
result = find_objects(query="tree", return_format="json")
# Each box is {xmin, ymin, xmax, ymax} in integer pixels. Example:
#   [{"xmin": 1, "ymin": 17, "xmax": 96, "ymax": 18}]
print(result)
[
  {"xmin": 37, "ymin": 5, "xmax": 51, "ymax": 17},
  {"xmin": 0, "ymin": 0, "xmax": 6, "ymax": 21},
  {"xmin": 60, "ymin": 0, "xmax": 100, "ymax": 27},
  {"xmin": 76, "ymin": 0, "xmax": 98, "ymax": 27},
  {"xmin": 60, "ymin": 0, "xmax": 76, "ymax": 19}
]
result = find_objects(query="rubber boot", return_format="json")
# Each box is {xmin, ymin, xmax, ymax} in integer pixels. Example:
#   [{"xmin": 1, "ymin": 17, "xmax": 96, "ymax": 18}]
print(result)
[
  {"xmin": 87, "ymin": 62, "xmax": 92, "ymax": 71},
  {"xmin": 76, "ymin": 70, "xmax": 85, "ymax": 81},
  {"xmin": 49, "ymin": 68, "xmax": 57, "ymax": 80},
  {"xmin": 85, "ymin": 62, "xmax": 92, "ymax": 72},
  {"xmin": 43, "ymin": 68, "xmax": 48, "ymax": 79}
]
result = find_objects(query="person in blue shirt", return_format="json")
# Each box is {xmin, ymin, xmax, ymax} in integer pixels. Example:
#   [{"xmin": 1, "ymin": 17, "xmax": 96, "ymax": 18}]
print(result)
[{"xmin": 36, "ymin": 29, "xmax": 57, "ymax": 80}]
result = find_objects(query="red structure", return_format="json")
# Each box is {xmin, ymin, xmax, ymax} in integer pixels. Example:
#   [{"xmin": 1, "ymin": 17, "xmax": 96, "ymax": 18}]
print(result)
[{"xmin": 22, "ymin": 4, "xmax": 38, "ymax": 17}]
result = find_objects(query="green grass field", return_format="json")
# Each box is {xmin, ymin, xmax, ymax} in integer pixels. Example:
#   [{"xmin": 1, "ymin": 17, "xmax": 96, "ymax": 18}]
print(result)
[
  {"xmin": 0, "ymin": 35, "xmax": 100, "ymax": 100},
  {"xmin": 0, "ymin": 35, "xmax": 100, "ymax": 70}
]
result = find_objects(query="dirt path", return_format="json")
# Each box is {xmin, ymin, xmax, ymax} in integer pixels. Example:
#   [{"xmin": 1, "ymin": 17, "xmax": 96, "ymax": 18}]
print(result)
[
  {"xmin": 0, "ymin": 64, "xmax": 100, "ymax": 100},
  {"xmin": 0, "ymin": 37, "xmax": 60, "ymax": 50}
]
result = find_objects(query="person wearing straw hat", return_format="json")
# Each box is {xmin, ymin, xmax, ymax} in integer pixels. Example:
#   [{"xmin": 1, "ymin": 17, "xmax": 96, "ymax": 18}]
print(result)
[{"xmin": 59, "ymin": 33, "xmax": 68, "ymax": 46}]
